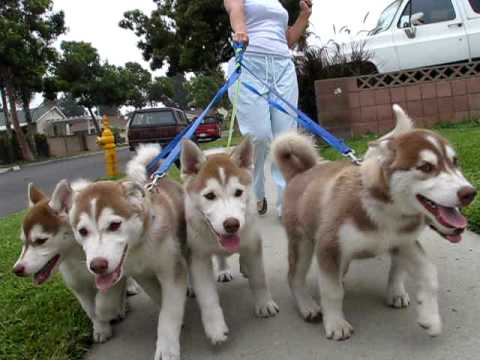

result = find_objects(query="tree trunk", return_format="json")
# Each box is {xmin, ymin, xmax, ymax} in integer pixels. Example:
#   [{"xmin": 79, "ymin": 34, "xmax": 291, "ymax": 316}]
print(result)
[
  {"xmin": 0, "ymin": 86, "xmax": 15, "ymax": 162},
  {"xmin": 6, "ymin": 85, "xmax": 34, "ymax": 161},
  {"xmin": 21, "ymin": 92, "xmax": 38, "ymax": 156},
  {"xmin": 87, "ymin": 107, "xmax": 101, "ymax": 134}
]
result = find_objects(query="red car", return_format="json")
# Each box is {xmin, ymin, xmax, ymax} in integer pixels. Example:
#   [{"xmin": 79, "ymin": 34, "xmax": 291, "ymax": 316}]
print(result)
[{"xmin": 195, "ymin": 115, "xmax": 222, "ymax": 142}]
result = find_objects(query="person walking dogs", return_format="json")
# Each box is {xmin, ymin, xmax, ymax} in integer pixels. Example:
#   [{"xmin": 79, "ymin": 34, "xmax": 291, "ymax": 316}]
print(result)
[{"xmin": 225, "ymin": 0, "xmax": 312, "ymax": 216}]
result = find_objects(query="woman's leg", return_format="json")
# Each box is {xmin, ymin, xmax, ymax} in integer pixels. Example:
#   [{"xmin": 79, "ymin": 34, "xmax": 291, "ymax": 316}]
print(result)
[
  {"xmin": 228, "ymin": 56, "xmax": 272, "ymax": 204},
  {"xmin": 270, "ymin": 58, "xmax": 298, "ymax": 215}
]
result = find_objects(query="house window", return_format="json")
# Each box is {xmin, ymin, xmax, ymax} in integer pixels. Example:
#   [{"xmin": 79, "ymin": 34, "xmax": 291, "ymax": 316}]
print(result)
[
  {"xmin": 470, "ymin": 0, "xmax": 480, "ymax": 13},
  {"xmin": 398, "ymin": 0, "xmax": 456, "ymax": 28}
]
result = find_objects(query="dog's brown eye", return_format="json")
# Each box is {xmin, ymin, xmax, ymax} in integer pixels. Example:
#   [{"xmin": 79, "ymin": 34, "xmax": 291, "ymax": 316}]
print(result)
[
  {"xmin": 234, "ymin": 189, "xmax": 243, "ymax": 197},
  {"xmin": 34, "ymin": 238, "xmax": 48, "ymax": 246},
  {"xmin": 78, "ymin": 228, "xmax": 88, "ymax": 237},
  {"xmin": 204, "ymin": 192, "xmax": 216, "ymax": 201},
  {"xmin": 108, "ymin": 221, "xmax": 122, "ymax": 232},
  {"xmin": 418, "ymin": 162, "xmax": 434, "ymax": 173}
]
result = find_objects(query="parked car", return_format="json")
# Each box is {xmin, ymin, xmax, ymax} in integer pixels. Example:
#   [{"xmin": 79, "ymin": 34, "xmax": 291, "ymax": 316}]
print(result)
[
  {"xmin": 353, "ymin": 0, "xmax": 480, "ymax": 73},
  {"xmin": 127, "ymin": 107, "xmax": 191, "ymax": 151},
  {"xmin": 195, "ymin": 114, "xmax": 222, "ymax": 142}
]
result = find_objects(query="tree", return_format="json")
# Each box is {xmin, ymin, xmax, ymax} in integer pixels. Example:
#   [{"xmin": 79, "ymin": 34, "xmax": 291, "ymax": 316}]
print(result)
[
  {"xmin": 0, "ymin": 0, "xmax": 65, "ymax": 161},
  {"xmin": 120, "ymin": 0, "xmax": 301, "ymax": 75},
  {"xmin": 55, "ymin": 41, "xmax": 103, "ymax": 133},
  {"xmin": 123, "ymin": 62, "xmax": 152, "ymax": 109},
  {"xmin": 0, "ymin": 85, "xmax": 15, "ymax": 162},
  {"xmin": 58, "ymin": 94, "xmax": 86, "ymax": 117},
  {"xmin": 185, "ymin": 69, "xmax": 228, "ymax": 109},
  {"xmin": 148, "ymin": 76, "xmax": 177, "ymax": 107}
]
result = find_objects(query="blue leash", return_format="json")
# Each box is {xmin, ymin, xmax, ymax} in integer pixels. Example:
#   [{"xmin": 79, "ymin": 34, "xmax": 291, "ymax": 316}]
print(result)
[
  {"xmin": 146, "ymin": 42, "xmax": 360, "ymax": 189},
  {"xmin": 238, "ymin": 60, "xmax": 360, "ymax": 164}
]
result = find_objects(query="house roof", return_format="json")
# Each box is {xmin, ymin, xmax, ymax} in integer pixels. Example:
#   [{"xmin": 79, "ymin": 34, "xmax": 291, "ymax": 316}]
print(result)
[{"xmin": 0, "ymin": 103, "xmax": 66, "ymax": 127}]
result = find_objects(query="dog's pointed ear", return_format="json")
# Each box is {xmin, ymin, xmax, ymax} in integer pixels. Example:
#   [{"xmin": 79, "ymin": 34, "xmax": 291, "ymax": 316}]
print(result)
[
  {"xmin": 181, "ymin": 139, "xmax": 205, "ymax": 177},
  {"xmin": 231, "ymin": 136, "xmax": 253, "ymax": 169},
  {"xmin": 28, "ymin": 183, "xmax": 47, "ymax": 208},
  {"xmin": 120, "ymin": 181, "xmax": 145, "ymax": 207},
  {"xmin": 49, "ymin": 180, "xmax": 73, "ymax": 213}
]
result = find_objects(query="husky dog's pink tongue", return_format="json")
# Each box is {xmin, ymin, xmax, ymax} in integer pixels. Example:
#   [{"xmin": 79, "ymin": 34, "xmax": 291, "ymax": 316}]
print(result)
[
  {"xmin": 95, "ymin": 268, "xmax": 121, "ymax": 293},
  {"xmin": 437, "ymin": 207, "xmax": 467, "ymax": 243},
  {"xmin": 220, "ymin": 234, "xmax": 240, "ymax": 252}
]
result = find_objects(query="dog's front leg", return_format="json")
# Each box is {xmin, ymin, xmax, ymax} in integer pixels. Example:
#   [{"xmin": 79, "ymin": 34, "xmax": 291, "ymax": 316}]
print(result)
[
  {"xmin": 71, "ymin": 287, "xmax": 112, "ymax": 343},
  {"xmin": 154, "ymin": 263, "xmax": 187, "ymax": 360},
  {"xmin": 317, "ymin": 248, "xmax": 353, "ymax": 341},
  {"xmin": 402, "ymin": 241, "xmax": 442, "ymax": 336},
  {"xmin": 386, "ymin": 249, "xmax": 410, "ymax": 308},
  {"xmin": 241, "ymin": 239, "xmax": 279, "ymax": 318},
  {"xmin": 191, "ymin": 253, "xmax": 229, "ymax": 344},
  {"xmin": 216, "ymin": 255, "xmax": 233, "ymax": 283}
]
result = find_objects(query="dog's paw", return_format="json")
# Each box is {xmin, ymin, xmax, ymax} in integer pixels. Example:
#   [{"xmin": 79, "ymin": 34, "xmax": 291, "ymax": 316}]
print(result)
[
  {"xmin": 205, "ymin": 320, "xmax": 229, "ymax": 345},
  {"xmin": 154, "ymin": 341, "xmax": 180, "ymax": 360},
  {"xmin": 418, "ymin": 314, "xmax": 442, "ymax": 337},
  {"xmin": 126, "ymin": 278, "xmax": 140, "ymax": 296},
  {"xmin": 324, "ymin": 317, "xmax": 354, "ymax": 341},
  {"xmin": 298, "ymin": 299, "xmax": 322, "ymax": 322},
  {"xmin": 217, "ymin": 270, "xmax": 234, "ymax": 283},
  {"xmin": 93, "ymin": 323, "xmax": 112, "ymax": 343},
  {"xmin": 387, "ymin": 291, "xmax": 410, "ymax": 309},
  {"xmin": 255, "ymin": 300, "xmax": 280, "ymax": 318},
  {"xmin": 186, "ymin": 287, "xmax": 196, "ymax": 298}
]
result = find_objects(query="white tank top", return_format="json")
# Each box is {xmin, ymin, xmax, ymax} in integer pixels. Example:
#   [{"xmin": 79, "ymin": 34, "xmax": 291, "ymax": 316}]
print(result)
[{"xmin": 244, "ymin": 0, "xmax": 291, "ymax": 57}]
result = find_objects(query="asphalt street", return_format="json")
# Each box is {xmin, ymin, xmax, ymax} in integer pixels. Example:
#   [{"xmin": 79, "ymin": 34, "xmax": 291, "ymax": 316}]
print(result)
[{"xmin": 0, "ymin": 148, "xmax": 131, "ymax": 217}]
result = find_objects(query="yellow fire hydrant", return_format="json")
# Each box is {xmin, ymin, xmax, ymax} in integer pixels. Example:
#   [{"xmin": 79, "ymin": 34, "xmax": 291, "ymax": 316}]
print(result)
[{"xmin": 96, "ymin": 115, "xmax": 118, "ymax": 177}]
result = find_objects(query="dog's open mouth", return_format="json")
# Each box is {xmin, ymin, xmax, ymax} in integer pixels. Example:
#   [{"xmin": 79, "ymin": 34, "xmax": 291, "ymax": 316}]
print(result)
[
  {"xmin": 218, "ymin": 234, "xmax": 241, "ymax": 252},
  {"xmin": 416, "ymin": 194, "xmax": 467, "ymax": 243},
  {"xmin": 34, "ymin": 254, "xmax": 60, "ymax": 285},
  {"xmin": 95, "ymin": 245, "xmax": 128, "ymax": 293}
]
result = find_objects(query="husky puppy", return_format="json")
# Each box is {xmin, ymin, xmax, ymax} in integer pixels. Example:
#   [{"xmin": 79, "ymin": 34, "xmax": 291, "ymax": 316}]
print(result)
[
  {"xmin": 12, "ymin": 180, "xmax": 127, "ymax": 343},
  {"xmin": 181, "ymin": 137, "xmax": 279, "ymax": 345},
  {"xmin": 272, "ymin": 105, "xmax": 477, "ymax": 340},
  {"xmin": 65, "ymin": 144, "xmax": 188, "ymax": 360}
]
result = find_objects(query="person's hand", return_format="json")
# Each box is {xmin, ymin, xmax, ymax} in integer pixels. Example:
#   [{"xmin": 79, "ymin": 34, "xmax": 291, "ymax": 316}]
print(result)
[
  {"xmin": 233, "ymin": 31, "xmax": 249, "ymax": 47},
  {"xmin": 299, "ymin": 0, "xmax": 312, "ymax": 19}
]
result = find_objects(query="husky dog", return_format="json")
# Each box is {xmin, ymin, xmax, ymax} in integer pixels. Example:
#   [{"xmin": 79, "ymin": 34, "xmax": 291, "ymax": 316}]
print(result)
[
  {"xmin": 181, "ymin": 137, "xmax": 279, "ymax": 345},
  {"xmin": 272, "ymin": 105, "xmax": 476, "ymax": 341},
  {"xmin": 12, "ymin": 180, "xmax": 127, "ymax": 343},
  {"xmin": 65, "ymin": 144, "xmax": 188, "ymax": 360}
]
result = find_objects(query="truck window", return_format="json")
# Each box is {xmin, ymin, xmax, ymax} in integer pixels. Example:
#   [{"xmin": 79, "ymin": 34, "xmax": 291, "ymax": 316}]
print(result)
[
  {"xmin": 369, "ymin": 0, "xmax": 402, "ymax": 35},
  {"xmin": 131, "ymin": 111, "xmax": 176, "ymax": 126},
  {"xmin": 398, "ymin": 0, "xmax": 456, "ymax": 28},
  {"xmin": 469, "ymin": 0, "xmax": 480, "ymax": 13}
]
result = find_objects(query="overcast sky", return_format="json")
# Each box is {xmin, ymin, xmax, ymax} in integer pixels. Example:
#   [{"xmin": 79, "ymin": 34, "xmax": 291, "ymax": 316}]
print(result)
[
  {"xmin": 35, "ymin": 0, "xmax": 388, "ymax": 106},
  {"xmin": 52, "ymin": 0, "xmax": 387, "ymax": 68}
]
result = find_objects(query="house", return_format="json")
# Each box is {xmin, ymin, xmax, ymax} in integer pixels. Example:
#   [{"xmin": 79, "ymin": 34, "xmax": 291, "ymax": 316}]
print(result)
[
  {"xmin": 49, "ymin": 114, "xmax": 129, "ymax": 137},
  {"xmin": 0, "ymin": 103, "xmax": 67, "ymax": 134}
]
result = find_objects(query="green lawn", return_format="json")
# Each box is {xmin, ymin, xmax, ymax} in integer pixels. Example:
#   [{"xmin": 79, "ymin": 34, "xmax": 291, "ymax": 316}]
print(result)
[{"xmin": 0, "ymin": 125, "xmax": 478, "ymax": 359}]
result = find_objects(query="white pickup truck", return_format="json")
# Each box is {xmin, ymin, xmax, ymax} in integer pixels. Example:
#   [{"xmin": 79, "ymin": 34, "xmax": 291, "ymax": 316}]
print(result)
[{"xmin": 360, "ymin": 0, "xmax": 480, "ymax": 73}]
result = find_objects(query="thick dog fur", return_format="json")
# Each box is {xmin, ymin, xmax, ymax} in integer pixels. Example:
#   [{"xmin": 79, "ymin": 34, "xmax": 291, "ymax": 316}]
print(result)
[
  {"xmin": 181, "ymin": 137, "xmax": 279, "ymax": 345},
  {"xmin": 65, "ymin": 144, "xmax": 188, "ymax": 360},
  {"xmin": 272, "ymin": 105, "xmax": 476, "ymax": 341},
  {"xmin": 13, "ymin": 180, "xmax": 127, "ymax": 343}
]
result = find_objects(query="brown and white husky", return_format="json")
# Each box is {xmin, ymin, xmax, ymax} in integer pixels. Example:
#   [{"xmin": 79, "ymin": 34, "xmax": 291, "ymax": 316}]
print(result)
[{"xmin": 272, "ymin": 105, "xmax": 476, "ymax": 341}]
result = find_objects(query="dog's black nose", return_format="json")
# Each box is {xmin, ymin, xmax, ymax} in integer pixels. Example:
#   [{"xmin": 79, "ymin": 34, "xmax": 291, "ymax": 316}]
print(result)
[
  {"xmin": 223, "ymin": 218, "xmax": 240, "ymax": 234},
  {"xmin": 90, "ymin": 257, "xmax": 109, "ymax": 274},
  {"xmin": 12, "ymin": 264, "xmax": 26, "ymax": 277},
  {"xmin": 458, "ymin": 186, "xmax": 477, "ymax": 206}
]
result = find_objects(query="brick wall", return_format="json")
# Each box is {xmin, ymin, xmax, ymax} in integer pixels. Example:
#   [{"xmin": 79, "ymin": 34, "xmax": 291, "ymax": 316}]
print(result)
[
  {"xmin": 315, "ymin": 73, "xmax": 480, "ymax": 138},
  {"xmin": 47, "ymin": 135, "xmax": 86, "ymax": 157}
]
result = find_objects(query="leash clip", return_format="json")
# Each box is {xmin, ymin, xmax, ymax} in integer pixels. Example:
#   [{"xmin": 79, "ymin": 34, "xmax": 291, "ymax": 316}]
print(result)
[
  {"xmin": 145, "ymin": 173, "xmax": 165, "ymax": 192},
  {"xmin": 344, "ymin": 150, "xmax": 362, "ymax": 166}
]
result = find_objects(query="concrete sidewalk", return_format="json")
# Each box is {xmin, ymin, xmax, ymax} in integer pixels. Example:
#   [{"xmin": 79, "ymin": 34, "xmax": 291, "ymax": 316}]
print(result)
[{"xmin": 86, "ymin": 174, "xmax": 480, "ymax": 360}]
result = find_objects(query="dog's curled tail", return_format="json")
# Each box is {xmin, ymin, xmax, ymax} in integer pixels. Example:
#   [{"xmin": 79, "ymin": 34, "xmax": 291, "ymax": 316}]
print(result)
[
  {"xmin": 126, "ymin": 143, "xmax": 161, "ymax": 186},
  {"xmin": 271, "ymin": 131, "xmax": 321, "ymax": 183}
]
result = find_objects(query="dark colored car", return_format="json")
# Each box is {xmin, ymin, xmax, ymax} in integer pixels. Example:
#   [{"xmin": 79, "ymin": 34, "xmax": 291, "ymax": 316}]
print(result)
[
  {"xmin": 195, "ymin": 114, "xmax": 223, "ymax": 142},
  {"xmin": 127, "ymin": 108, "xmax": 190, "ymax": 151}
]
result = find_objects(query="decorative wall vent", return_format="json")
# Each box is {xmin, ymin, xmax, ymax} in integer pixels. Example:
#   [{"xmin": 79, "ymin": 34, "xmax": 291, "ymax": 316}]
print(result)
[{"xmin": 357, "ymin": 61, "xmax": 480, "ymax": 89}]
